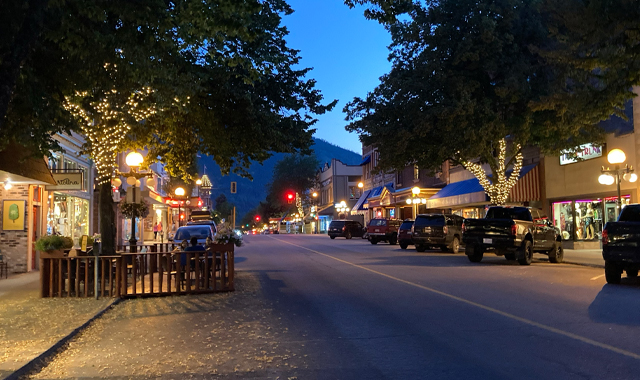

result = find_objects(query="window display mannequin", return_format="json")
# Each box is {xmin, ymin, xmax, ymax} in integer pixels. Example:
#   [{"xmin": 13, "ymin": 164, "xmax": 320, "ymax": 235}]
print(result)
[
  {"xmin": 585, "ymin": 203, "xmax": 595, "ymax": 240},
  {"xmin": 575, "ymin": 207, "xmax": 583, "ymax": 239}
]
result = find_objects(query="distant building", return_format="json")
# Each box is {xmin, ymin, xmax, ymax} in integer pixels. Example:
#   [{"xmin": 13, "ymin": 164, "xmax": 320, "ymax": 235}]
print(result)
[{"xmin": 315, "ymin": 159, "xmax": 364, "ymax": 233}]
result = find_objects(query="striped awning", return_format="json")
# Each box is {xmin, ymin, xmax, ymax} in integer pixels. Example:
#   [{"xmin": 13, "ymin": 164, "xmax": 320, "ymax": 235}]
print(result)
[{"xmin": 509, "ymin": 164, "xmax": 540, "ymax": 202}]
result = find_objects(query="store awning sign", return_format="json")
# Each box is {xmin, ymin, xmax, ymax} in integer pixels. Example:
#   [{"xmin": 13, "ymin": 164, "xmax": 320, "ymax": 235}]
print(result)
[
  {"xmin": 46, "ymin": 172, "xmax": 84, "ymax": 190},
  {"xmin": 560, "ymin": 144, "xmax": 603, "ymax": 165}
]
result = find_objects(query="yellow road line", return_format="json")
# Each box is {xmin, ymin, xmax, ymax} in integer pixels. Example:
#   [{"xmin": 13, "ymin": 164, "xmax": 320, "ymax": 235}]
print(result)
[{"xmin": 271, "ymin": 237, "xmax": 640, "ymax": 361}]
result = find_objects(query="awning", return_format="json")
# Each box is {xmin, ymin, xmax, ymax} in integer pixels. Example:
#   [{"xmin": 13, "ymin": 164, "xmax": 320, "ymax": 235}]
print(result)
[
  {"xmin": 318, "ymin": 205, "xmax": 335, "ymax": 216},
  {"xmin": 426, "ymin": 177, "xmax": 487, "ymax": 209},
  {"xmin": 0, "ymin": 142, "xmax": 56, "ymax": 185},
  {"xmin": 359, "ymin": 155, "xmax": 371, "ymax": 166},
  {"xmin": 350, "ymin": 190, "xmax": 371, "ymax": 215},
  {"xmin": 509, "ymin": 164, "xmax": 540, "ymax": 202}
]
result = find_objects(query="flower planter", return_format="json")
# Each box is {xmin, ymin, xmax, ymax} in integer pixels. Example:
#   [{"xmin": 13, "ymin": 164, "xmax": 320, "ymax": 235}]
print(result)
[
  {"xmin": 208, "ymin": 243, "xmax": 235, "ymax": 252},
  {"xmin": 40, "ymin": 249, "xmax": 66, "ymax": 258}
]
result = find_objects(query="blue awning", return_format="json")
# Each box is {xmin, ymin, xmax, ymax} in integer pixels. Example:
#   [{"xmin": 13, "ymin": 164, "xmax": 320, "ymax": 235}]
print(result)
[
  {"xmin": 352, "ymin": 190, "xmax": 372, "ymax": 212},
  {"xmin": 359, "ymin": 155, "xmax": 371, "ymax": 166},
  {"xmin": 429, "ymin": 177, "xmax": 485, "ymax": 200}
]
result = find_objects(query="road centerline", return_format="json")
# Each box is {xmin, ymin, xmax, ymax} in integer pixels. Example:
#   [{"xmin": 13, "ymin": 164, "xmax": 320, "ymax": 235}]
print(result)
[{"xmin": 270, "ymin": 236, "xmax": 640, "ymax": 361}]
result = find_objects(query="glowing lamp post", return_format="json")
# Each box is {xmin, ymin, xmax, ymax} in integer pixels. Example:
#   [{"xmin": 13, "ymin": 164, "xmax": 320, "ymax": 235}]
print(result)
[
  {"xmin": 336, "ymin": 201, "xmax": 349, "ymax": 219},
  {"xmin": 599, "ymin": 148, "xmax": 636, "ymax": 217},
  {"xmin": 175, "ymin": 186, "xmax": 186, "ymax": 227},
  {"xmin": 406, "ymin": 187, "xmax": 426, "ymax": 218}
]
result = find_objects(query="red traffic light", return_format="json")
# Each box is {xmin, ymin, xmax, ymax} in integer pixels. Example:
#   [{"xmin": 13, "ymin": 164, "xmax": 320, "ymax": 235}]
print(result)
[
  {"xmin": 286, "ymin": 193, "xmax": 294, "ymax": 204},
  {"xmin": 255, "ymin": 215, "xmax": 261, "ymax": 222}
]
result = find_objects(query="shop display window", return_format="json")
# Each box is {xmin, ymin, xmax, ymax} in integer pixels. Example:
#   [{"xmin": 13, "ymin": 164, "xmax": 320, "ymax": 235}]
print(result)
[
  {"xmin": 47, "ymin": 193, "xmax": 89, "ymax": 246},
  {"xmin": 575, "ymin": 200, "xmax": 602, "ymax": 240},
  {"xmin": 553, "ymin": 202, "xmax": 573, "ymax": 241}
]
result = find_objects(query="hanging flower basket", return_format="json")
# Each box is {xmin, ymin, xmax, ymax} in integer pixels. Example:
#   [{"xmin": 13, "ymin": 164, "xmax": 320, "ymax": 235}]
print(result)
[{"xmin": 120, "ymin": 200, "xmax": 150, "ymax": 219}]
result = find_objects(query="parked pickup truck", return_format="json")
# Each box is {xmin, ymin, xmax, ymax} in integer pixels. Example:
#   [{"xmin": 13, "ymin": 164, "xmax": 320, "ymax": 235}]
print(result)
[
  {"xmin": 602, "ymin": 204, "xmax": 640, "ymax": 284},
  {"xmin": 462, "ymin": 206, "xmax": 563, "ymax": 265},
  {"xmin": 368, "ymin": 218, "xmax": 401, "ymax": 245}
]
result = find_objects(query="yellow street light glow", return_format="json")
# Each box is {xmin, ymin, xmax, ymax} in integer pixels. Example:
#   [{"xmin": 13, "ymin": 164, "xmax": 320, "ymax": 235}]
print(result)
[
  {"xmin": 412, "ymin": 187, "xmax": 420, "ymax": 195},
  {"xmin": 629, "ymin": 173, "xmax": 638, "ymax": 183},
  {"xmin": 125, "ymin": 151, "xmax": 144, "ymax": 168},
  {"xmin": 406, "ymin": 199, "xmax": 412, "ymax": 205},
  {"xmin": 175, "ymin": 187, "xmax": 186, "ymax": 196},
  {"xmin": 598, "ymin": 174, "xmax": 614, "ymax": 185},
  {"xmin": 358, "ymin": 182, "xmax": 364, "ymax": 188},
  {"xmin": 312, "ymin": 192, "xmax": 318, "ymax": 197},
  {"xmin": 196, "ymin": 179, "xmax": 202, "ymax": 185},
  {"xmin": 607, "ymin": 149, "xmax": 626, "ymax": 164}
]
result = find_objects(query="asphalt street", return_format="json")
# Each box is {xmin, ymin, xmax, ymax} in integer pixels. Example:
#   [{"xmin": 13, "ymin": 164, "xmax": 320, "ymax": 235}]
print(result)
[{"xmin": 30, "ymin": 234, "xmax": 640, "ymax": 380}]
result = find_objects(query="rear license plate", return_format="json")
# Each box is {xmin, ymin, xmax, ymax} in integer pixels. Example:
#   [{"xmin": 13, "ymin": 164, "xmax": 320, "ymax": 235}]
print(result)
[
  {"xmin": 483, "ymin": 238, "xmax": 492, "ymax": 244},
  {"xmin": 375, "ymin": 229, "xmax": 380, "ymax": 232}
]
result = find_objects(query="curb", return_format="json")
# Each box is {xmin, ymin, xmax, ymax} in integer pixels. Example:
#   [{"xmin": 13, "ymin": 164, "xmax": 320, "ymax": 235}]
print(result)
[
  {"xmin": 563, "ymin": 261, "xmax": 604, "ymax": 269},
  {"xmin": 5, "ymin": 298, "xmax": 122, "ymax": 380}
]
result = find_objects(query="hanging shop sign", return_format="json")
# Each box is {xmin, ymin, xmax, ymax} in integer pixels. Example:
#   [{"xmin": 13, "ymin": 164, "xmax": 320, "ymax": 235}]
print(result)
[
  {"xmin": 46, "ymin": 171, "xmax": 84, "ymax": 190},
  {"xmin": 559, "ymin": 144, "xmax": 603, "ymax": 166}
]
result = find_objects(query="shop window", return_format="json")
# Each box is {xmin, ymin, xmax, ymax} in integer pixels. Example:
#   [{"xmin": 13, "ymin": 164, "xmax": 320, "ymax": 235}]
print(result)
[
  {"xmin": 47, "ymin": 193, "xmax": 89, "ymax": 246},
  {"xmin": 575, "ymin": 200, "xmax": 603, "ymax": 240},
  {"xmin": 553, "ymin": 202, "xmax": 574, "ymax": 240}
]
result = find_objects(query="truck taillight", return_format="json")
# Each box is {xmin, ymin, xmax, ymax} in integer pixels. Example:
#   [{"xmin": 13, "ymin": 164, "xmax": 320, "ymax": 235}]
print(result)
[
  {"xmin": 461, "ymin": 223, "xmax": 466, "ymax": 233},
  {"xmin": 443, "ymin": 226, "xmax": 448, "ymax": 234},
  {"xmin": 342, "ymin": 226, "xmax": 346, "ymax": 231},
  {"xmin": 602, "ymin": 228, "xmax": 608, "ymax": 245},
  {"xmin": 511, "ymin": 223, "xmax": 517, "ymax": 236}
]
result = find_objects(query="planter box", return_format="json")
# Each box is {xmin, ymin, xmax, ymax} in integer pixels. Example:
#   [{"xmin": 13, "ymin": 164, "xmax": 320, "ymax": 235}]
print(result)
[
  {"xmin": 40, "ymin": 249, "xmax": 66, "ymax": 258},
  {"xmin": 208, "ymin": 243, "xmax": 235, "ymax": 252}
]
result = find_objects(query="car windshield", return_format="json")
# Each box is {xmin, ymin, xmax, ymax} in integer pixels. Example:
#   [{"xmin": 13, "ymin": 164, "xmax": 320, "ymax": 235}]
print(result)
[
  {"xmin": 370, "ymin": 219, "xmax": 387, "ymax": 226},
  {"xmin": 414, "ymin": 215, "xmax": 445, "ymax": 227},
  {"xmin": 329, "ymin": 221, "xmax": 345, "ymax": 228},
  {"xmin": 400, "ymin": 221, "xmax": 414, "ymax": 230},
  {"xmin": 486, "ymin": 207, "xmax": 532, "ymax": 221},
  {"xmin": 618, "ymin": 206, "xmax": 640, "ymax": 222},
  {"xmin": 174, "ymin": 227, "xmax": 212, "ymax": 241}
]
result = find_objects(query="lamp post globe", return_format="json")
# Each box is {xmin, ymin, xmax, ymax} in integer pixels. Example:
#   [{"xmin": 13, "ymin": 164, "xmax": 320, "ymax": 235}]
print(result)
[
  {"xmin": 175, "ymin": 187, "xmax": 185, "ymax": 196},
  {"xmin": 358, "ymin": 182, "xmax": 364, "ymax": 189},
  {"xmin": 412, "ymin": 187, "xmax": 420, "ymax": 195},
  {"xmin": 607, "ymin": 149, "xmax": 626, "ymax": 165},
  {"xmin": 125, "ymin": 151, "xmax": 144, "ymax": 169},
  {"xmin": 196, "ymin": 179, "xmax": 202, "ymax": 185}
]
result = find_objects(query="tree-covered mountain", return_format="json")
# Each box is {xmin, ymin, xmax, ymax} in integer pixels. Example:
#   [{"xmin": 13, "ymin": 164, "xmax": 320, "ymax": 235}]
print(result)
[{"xmin": 197, "ymin": 138, "xmax": 361, "ymax": 221}]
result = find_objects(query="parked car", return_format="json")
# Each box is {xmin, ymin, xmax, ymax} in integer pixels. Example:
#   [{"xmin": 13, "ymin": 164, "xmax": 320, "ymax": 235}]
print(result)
[
  {"xmin": 328, "ymin": 220, "xmax": 365, "ymax": 239},
  {"xmin": 171, "ymin": 225, "xmax": 215, "ymax": 248},
  {"xmin": 397, "ymin": 219, "xmax": 415, "ymax": 249},
  {"xmin": 412, "ymin": 214, "xmax": 464, "ymax": 253},
  {"xmin": 186, "ymin": 220, "xmax": 218, "ymax": 235},
  {"xmin": 602, "ymin": 204, "xmax": 640, "ymax": 284},
  {"xmin": 462, "ymin": 207, "xmax": 562, "ymax": 265},
  {"xmin": 367, "ymin": 218, "xmax": 401, "ymax": 245}
]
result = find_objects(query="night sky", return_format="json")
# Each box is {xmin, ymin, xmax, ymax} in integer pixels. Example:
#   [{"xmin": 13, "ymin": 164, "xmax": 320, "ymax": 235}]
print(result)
[{"xmin": 283, "ymin": 0, "xmax": 392, "ymax": 155}]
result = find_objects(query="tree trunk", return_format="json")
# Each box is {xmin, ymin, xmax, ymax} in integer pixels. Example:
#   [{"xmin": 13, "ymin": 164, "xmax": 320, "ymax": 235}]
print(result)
[{"xmin": 99, "ymin": 181, "xmax": 116, "ymax": 255}]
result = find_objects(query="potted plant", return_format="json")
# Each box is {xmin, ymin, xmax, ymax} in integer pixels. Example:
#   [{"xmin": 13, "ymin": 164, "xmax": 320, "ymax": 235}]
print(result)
[
  {"xmin": 35, "ymin": 235, "xmax": 74, "ymax": 258},
  {"xmin": 212, "ymin": 222, "xmax": 243, "ymax": 251}
]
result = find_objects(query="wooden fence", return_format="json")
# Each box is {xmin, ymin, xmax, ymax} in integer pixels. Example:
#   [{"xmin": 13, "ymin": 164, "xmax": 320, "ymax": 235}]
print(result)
[{"xmin": 40, "ymin": 243, "xmax": 235, "ymax": 298}]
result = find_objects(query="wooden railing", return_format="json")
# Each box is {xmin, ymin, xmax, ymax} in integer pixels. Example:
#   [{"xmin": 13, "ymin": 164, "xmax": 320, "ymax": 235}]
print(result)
[
  {"xmin": 116, "ymin": 243, "xmax": 178, "ymax": 253},
  {"xmin": 40, "ymin": 243, "xmax": 234, "ymax": 298}
]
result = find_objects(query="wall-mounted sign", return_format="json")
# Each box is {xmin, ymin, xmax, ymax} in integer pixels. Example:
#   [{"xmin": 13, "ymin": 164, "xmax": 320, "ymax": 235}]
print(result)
[
  {"xmin": 46, "ymin": 172, "xmax": 84, "ymax": 190},
  {"xmin": 560, "ymin": 144, "xmax": 603, "ymax": 166},
  {"xmin": 2, "ymin": 200, "xmax": 26, "ymax": 231}
]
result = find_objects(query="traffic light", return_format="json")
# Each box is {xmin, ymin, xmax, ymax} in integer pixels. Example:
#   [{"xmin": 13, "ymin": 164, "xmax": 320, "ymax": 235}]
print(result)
[
  {"xmin": 255, "ymin": 215, "xmax": 261, "ymax": 222},
  {"xmin": 286, "ymin": 193, "xmax": 294, "ymax": 204}
]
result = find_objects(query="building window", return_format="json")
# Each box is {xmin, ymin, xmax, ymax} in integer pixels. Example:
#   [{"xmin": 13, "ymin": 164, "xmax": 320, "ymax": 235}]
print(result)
[
  {"xmin": 414, "ymin": 165, "xmax": 420, "ymax": 181},
  {"xmin": 79, "ymin": 165, "xmax": 89, "ymax": 191},
  {"xmin": 48, "ymin": 154, "xmax": 60, "ymax": 170}
]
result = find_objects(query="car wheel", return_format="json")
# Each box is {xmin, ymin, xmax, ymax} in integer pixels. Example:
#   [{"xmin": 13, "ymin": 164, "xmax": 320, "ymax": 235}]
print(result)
[
  {"xmin": 450, "ymin": 237, "xmax": 460, "ymax": 254},
  {"xmin": 504, "ymin": 253, "xmax": 516, "ymax": 261},
  {"xmin": 400, "ymin": 244, "xmax": 408, "ymax": 250},
  {"xmin": 605, "ymin": 260, "xmax": 623, "ymax": 284},
  {"xmin": 330, "ymin": 236, "xmax": 335, "ymax": 240},
  {"xmin": 548, "ymin": 242, "xmax": 564, "ymax": 263},
  {"xmin": 415, "ymin": 245, "xmax": 426, "ymax": 252},
  {"xmin": 466, "ymin": 244, "xmax": 483, "ymax": 263},
  {"xmin": 345, "ymin": 232, "xmax": 352, "ymax": 240},
  {"xmin": 370, "ymin": 239, "xmax": 378, "ymax": 245},
  {"xmin": 626, "ymin": 268, "xmax": 638, "ymax": 278},
  {"xmin": 517, "ymin": 240, "xmax": 533, "ymax": 265}
]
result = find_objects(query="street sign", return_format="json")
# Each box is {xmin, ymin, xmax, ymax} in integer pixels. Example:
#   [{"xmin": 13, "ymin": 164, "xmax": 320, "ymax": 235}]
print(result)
[{"xmin": 230, "ymin": 182, "xmax": 237, "ymax": 193}]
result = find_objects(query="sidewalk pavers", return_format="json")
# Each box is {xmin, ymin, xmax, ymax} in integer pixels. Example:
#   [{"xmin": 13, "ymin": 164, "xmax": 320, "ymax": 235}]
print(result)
[{"xmin": 0, "ymin": 272, "xmax": 113, "ymax": 380}]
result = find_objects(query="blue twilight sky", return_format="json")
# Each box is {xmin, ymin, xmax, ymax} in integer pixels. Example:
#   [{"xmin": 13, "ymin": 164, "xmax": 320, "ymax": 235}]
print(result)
[{"xmin": 282, "ymin": 0, "xmax": 393, "ymax": 155}]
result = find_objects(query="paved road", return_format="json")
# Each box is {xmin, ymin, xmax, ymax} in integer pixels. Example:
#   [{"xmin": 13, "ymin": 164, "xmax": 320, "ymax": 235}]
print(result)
[{"xmin": 31, "ymin": 234, "xmax": 640, "ymax": 379}]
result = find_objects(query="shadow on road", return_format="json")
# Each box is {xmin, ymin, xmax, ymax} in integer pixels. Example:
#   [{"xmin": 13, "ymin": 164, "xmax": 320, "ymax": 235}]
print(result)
[{"xmin": 588, "ymin": 281, "xmax": 640, "ymax": 325}]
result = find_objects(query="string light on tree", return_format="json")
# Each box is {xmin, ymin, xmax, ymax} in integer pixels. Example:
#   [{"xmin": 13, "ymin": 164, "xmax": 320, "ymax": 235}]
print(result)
[{"xmin": 463, "ymin": 139, "xmax": 523, "ymax": 206}]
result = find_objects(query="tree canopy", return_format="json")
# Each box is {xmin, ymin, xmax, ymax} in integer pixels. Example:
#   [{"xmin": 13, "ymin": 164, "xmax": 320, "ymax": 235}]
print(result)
[
  {"xmin": 1, "ymin": 0, "xmax": 335, "ymax": 180},
  {"xmin": 345, "ymin": 0, "xmax": 638, "ymax": 176},
  {"xmin": 266, "ymin": 153, "xmax": 319, "ymax": 210}
]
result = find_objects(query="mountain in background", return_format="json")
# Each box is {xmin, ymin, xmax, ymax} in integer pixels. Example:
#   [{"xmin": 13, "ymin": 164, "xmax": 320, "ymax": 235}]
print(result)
[{"xmin": 197, "ymin": 138, "xmax": 361, "ymax": 220}]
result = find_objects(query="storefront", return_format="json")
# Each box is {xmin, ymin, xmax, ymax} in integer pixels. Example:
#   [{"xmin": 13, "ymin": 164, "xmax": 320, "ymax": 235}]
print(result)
[
  {"xmin": 47, "ymin": 192, "xmax": 90, "ymax": 245},
  {"xmin": 551, "ymin": 195, "xmax": 631, "ymax": 242}
]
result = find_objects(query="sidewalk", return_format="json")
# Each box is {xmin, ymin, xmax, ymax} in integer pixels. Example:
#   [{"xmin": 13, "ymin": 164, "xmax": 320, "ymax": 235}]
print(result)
[
  {"xmin": 0, "ymin": 272, "xmax": 113, "ymax": 380},
  {"xmin": 562, "ymin": 249, "xmax": 604, "ymax": 268}
]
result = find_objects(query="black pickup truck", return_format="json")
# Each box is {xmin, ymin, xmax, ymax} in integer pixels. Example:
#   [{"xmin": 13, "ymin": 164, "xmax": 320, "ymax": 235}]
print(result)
[
  {"xmin": 462, "ymin": 206, "xmax": 563, "ymax": 265},
  {"xmin": 602, "ymin": 204, "xmax": 640, "ymax": 284}
]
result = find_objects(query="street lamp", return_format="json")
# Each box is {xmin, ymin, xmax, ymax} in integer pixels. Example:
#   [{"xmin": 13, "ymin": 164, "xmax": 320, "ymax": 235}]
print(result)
[
  {"xmin": 175, "ymin": 186, "xmax": 186, "ymax": 227},
  {"xmin": 312, "ymin": 192, "xmax": 318, "ymax": 234},
  {"xmin": 115, "ymin": 151, "xmax": 153, "ymax": 253},
  {"xmin": 336, "ymin": 200, "xmax": 349, "ymax": 219},
  {"xmin": 599, "ymin": 148, "xmax": 636, "ymax": 217},
  {"xmin": 406, "ymin": 187, "xmax": 426, "ymax": 218}
]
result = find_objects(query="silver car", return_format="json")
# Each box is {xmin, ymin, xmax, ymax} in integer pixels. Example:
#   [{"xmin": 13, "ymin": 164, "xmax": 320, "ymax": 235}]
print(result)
[{"xmin": 171, "ymin": 225, "xmax": 215, "ymax": 249}]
